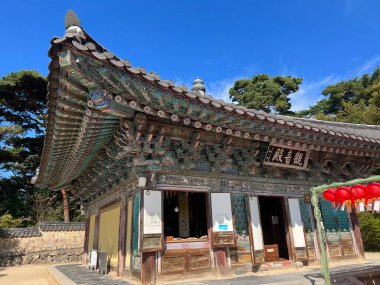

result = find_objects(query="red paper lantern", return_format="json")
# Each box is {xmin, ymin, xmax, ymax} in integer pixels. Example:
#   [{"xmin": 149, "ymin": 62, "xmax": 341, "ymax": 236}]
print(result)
[
  {"xmin": 335, "ymin": 186, "xmax": 351, "ymax": 204},
  {"xmin": 323, "ymin": 188, "xmax": 336, "ymax": 202},
  {"xmin": 363, "ymin": 184, "xmax": 374, "ymax": 201},
  {"xmin": 367, "ymin": 183, "xmax": 380, "ymax": 198},
  {"xmin": 350, "ymin": 184, "xmax": 366, "ymax": 200}
]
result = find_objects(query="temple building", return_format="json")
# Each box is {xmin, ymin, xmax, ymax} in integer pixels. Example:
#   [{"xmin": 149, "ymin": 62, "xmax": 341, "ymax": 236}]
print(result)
[{"xmin": 36, "ymin": 11, "xmax": 380, "ymax": 284}]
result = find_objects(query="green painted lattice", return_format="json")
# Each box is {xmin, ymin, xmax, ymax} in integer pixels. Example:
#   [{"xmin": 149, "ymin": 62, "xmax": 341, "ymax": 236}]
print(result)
[
  {"xmin": 319, "ymin": 198, "xmax": 351, "ymax": 231},
  {"xmin": 299, "ymin": 198, "xmax": 313, "ymax": 232},
  {"xmin": 231, "ymin": 194, "xmax": 249, "ymax": 235},
  {"xmin": 132, "ymin": 193, "xmax": 140, "ymax": 254}
]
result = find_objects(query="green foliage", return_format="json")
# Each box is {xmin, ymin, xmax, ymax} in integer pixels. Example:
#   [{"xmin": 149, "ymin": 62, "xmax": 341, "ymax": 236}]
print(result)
[
  {"xmin": 0, "ymin": 70, "xmax": 82, "ymax": 226},
  {"xmin": 229, "ymin": 74, "xmax": 303, "ymax": 114},
  {"xmin": 0, "ymin": 70, "xmax": 46, "ymax": 133},
  {"xmin": 0, "ymin": 214, "xmax": 30, "ymax": 229},
  {"xmin": 358, "ymin": 212, "xmax": 380, "ymax": 251},
  {"xmin": 0, "ymin": 70, "xmax": 48, "ymax": 226},
  {"xmin": 301, "ymin": 67, "xmax": 380, "ymax": 124}
]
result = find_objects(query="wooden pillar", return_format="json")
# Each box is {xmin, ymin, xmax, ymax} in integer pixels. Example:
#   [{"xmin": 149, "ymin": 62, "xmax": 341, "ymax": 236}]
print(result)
[
  {"xmin": 118, "ymin": 197, "xmax": 128, "ymax": 277},
  {"xmin": 93, "ymin": 210, "xmax": 100, "ymax": 250},
  {"xmin": 349, "ymin": 207, "xmax": 365, "ymax": 259},
  {"xmin": 282, "ymin": 197, "xmax": 295, "ymax": 261},
  {"xmin": 82, "ymin": 213, "xmax": 91, "ymax": 264},
  {"xmin": 141, "ymin": 252, "xmax": 156, "ymax": 285},
  {"xmin": 214, "ymin": 248, "xmax": 227, "ymax": 275},
  {"xmin": 310, "ymin": 202, "xmax": 322, "ymax": 257},
  {"xmin": 61, "ymin": 188, "xmax": 70, "ymax": 223}
]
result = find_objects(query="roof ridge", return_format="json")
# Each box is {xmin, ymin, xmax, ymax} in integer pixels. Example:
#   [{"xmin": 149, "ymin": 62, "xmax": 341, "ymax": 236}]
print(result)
[
  {"xmin": 275, "ymin": 114, "xmax": 380, "ymax": 129},
  {"xmin": 50, "ymin": 13, "xmax": 380, "ymax": 144}
]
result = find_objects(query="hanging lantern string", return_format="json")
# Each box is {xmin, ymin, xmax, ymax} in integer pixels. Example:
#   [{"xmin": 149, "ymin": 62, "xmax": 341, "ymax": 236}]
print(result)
[
  {"xmin": 322, "ymin": 179, "xmax": 380, "ymax": 208},
  {"xmin": 310, "ymin": 175, "xmax": 380, "ymax": 285},
  {"xmin": 313, "ymin": 176, "xmax": 380, "ymax": 194}
]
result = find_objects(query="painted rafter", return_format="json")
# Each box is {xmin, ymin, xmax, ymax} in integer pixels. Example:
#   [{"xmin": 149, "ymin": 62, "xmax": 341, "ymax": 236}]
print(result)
[{"xmin": 60, "ymin": 49, "xmax": 380, "ymax": 156}]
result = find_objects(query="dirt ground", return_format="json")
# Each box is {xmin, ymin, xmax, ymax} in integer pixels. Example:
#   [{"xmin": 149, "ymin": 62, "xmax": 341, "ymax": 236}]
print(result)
[{"xmin": 0, "ymin": 264, "xmax": 50, "ymax": 285}]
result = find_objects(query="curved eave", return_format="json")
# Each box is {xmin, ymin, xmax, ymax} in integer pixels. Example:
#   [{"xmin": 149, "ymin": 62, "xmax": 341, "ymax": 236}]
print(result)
[
  {"xmin": 37, "ymin": 23, "xmax": 380, "ymax": 191},
  {"xmin": 52, "ymin": 26, "xmax": 380, "ymax": 146},
  {"xmin": 36, "ymin": 36, "xmax": 122, "ymax": 190}
]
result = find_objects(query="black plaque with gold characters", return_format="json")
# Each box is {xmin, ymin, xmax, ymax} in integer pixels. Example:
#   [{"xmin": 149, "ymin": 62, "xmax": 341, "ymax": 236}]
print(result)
[{"xmin": 264, "ymin": 144, "xmax": 310, "ymax": 170}]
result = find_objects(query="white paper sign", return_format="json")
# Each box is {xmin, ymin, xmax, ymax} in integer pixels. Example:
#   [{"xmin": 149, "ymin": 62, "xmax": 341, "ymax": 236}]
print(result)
[
  {"xmin": 89, "ymin": 250, "xmax": 97, "ymax": 268},
  {"xmin": 211, "ymin": 193, "xmax": 233, "ymax": 232},
  {"xmin": 374, "ymin": 200, "xmax": 380, "ymax": 212},
  {"xmin": 359, "ymin": 201, "xmax": 365, "ymax": 212},
  {"xmin": 143, "ymin": 190, "xmax": 162, "ymax": 234}
]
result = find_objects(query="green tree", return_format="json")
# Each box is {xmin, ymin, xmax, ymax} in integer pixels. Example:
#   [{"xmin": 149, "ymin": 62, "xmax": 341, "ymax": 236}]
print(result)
[
  {"xmin": 358, "ymin": 213, "xmax": 380, "ymax": 251},
  {"xmin": 0, "ymin": 70, "xmax": 80, "ymax": 225},
  {"xmin": 0, "ymin": 213, "xmax": 29, "ymax": 229},
  {"xmin": 301, "ymin": 67, "xmax": 380, "ymax": 124},
  {"xmin": 0, "ymin": 71, "xmax": 47, "ymax": 225},
  {"xmin": 229, "ymin": 74, "xmax": 303, "ymax": 114}
]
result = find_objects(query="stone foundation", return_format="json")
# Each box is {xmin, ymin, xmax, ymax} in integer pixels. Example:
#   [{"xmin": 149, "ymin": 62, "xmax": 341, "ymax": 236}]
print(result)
[{"xmin": 0, "ymin": 222, "xmax": 85, "ymax": 266}]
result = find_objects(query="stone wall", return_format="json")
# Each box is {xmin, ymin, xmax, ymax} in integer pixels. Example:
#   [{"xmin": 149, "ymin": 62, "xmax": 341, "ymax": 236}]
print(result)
[{"xmin": 0, "ymin": 222, "xmax": 85, "ymax": 266}]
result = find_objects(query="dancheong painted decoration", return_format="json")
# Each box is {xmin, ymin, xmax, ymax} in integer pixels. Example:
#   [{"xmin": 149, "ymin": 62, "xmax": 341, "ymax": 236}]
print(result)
[{"xmin": 34, "ymin": 10, "xmax": 380, "ymax": 285}]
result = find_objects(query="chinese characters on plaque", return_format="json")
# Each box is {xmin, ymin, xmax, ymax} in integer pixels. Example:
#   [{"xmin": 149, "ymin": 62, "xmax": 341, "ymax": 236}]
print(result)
[{"xmin": 264, "ymin": 144, "xmax": 310, "ymax": 170}]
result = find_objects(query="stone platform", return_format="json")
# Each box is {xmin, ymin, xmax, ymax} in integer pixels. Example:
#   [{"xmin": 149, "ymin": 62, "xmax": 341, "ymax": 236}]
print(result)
[
  {"xmin": 48, "ymin": 259, "xmax": 380, "ymax": 285},
  {"xmin": 48, "ymin": 264, "xmax": 132, "ymax": 285}
]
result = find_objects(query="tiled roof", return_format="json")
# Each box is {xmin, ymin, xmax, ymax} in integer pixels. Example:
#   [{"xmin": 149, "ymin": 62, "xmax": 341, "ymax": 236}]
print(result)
[
  {"xmin": 35, "ymin": 11, "xmax": 380, "ymax": 191},
  {"xmin": 39, "ymin": 222, "xmax": 85, "ymax": 231},
  {"xmin": 266, "ymin": 114, "xmax": 380, "ymax": 141},
  {"xmin": 0, "ymin": 223, "xmax": 85, "ymax": 238},
  {"xmin": 0, "ymin": 228, "xmax": 41, "ymax": 238},
  {"xmin": 52, "ymin": 19, "xmax": 380, "ymax": 143}
]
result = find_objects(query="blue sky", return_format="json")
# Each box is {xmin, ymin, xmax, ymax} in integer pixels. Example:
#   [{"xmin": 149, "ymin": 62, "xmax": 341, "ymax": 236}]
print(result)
[{"xmin": 1, "ymin": 0, "xmax": 380, "ymax": 111}]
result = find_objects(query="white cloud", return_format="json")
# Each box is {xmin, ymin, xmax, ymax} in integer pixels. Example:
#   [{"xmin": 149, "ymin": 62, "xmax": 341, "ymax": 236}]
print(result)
[
  {"xmin": 356, "ymin": 55, "xmax": 380, "ymax": 76},
  {"xmin": 172, "ymin": 74, "xmax": 249, "ymax": 103},
  {"xmin": 207, "ymin": 78, "xmax": 234, "ymax": 102},
  {"xmin": 290, "ymin": 75, "xmax": 341, "ymax": 111},
  {"xmin": 172, "ymin": 76, "xmax": 192, "ymax": 89},
  {"xmin": 192, "ymin": 74, "xmax": 341, "ymax": 112},
  {"xmin": 206, "ymin": 75, "xmax": 249, "ymax": 103},
  {"xmin": 174, "ymin": 69, "xmax": 355, "ymax": 113}
]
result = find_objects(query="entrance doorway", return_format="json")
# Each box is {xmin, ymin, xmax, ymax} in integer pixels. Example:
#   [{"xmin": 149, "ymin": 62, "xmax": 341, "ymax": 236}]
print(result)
[
  {"xmin": 161, "ymin": 191, "xmax": 211, "ymax": 275},
  {"xmin": 163, "ymin": 191, "xmax": 208, "ymax": 240},
  {"xmin": 259, "ymin": 196, "xmax": 289, "ymax": 261}
]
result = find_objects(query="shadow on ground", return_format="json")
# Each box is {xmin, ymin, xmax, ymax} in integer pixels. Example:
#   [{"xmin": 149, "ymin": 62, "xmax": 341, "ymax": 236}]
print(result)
[
  {"xmin": 55, "ymin": 264, "xmax": 131, "ymax": 285},
  {"xmin": 0, "ymin": 267, "xmax": 6, "ymax": 278}
]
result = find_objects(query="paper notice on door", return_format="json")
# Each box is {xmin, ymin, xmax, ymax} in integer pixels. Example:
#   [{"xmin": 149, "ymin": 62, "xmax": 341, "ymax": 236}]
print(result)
[
  {"xmin": 359, "ymin": 202, "xmax": 365, "ymax": 212},
  {"xmin": 271, "ymin": 216, "xmax": 278, "ymax": 224},
  {"xmin": 374, "ymin": 200, "xmax": 380, "ymax": 212}
]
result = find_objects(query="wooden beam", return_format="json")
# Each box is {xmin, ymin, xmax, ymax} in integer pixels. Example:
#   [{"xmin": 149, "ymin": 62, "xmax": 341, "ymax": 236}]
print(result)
[
  {"xmin": 130, "ymin": 81, "xmax": 152, "ymax": 102},
  {"xmin": 119, "ymin": 78, "xmax": 139, "ymax": 100},
  {"xmin": 217, "ymin": 114, "xmax": 234, "ymax": 125},
  {"xmin": 118, "ymin": 196, "xmax": 128, "ymax": 277},
  {"xmin": 282, "ymin": 197, "xmax": 295, "ymax": 261},
  {"xmin": 214, "ymin": 248, "xmax": 227, "ymax": 276},
  {"xmin": 185, "ymin": 103, "xmax": 201, "ymax": 116},
  {"xmin": 349, "ymin": 207, "xmax": 365, "ymax": 260},
  {"xmin": 198, "ymin": 108, "xmax": 209, "ymax": 120},
  {"xmin": 82, "ymin": 212, "xmax": 91, "ymax": 264},
  {"xmin": 141, "ymin": 251, "xmax": 156, "ymax": 284},
  {"xmin": 93, "ymin": 211, "xmax": 100, "ymax": 250}
]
